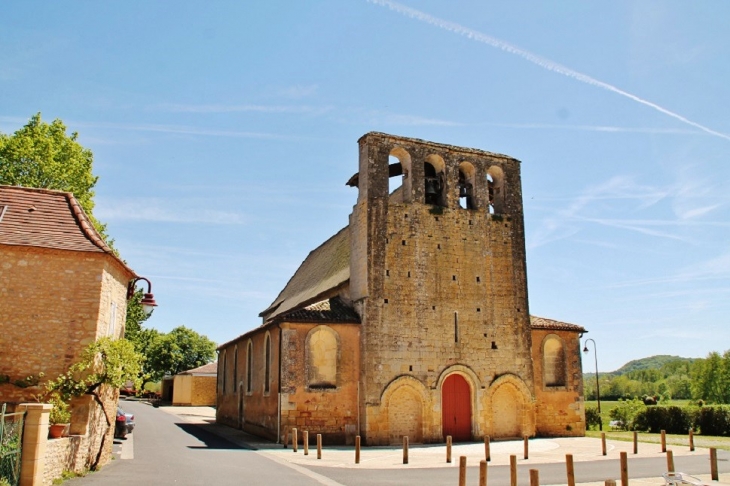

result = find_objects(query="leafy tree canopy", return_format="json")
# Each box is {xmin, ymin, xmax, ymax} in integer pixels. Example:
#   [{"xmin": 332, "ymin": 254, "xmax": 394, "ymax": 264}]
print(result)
[
  {"xmin": 0, "ymin": 113, "xmax": 108, "ymax": 239},
  {"xmin": 143, "ymin": 326, "xmax": 216, "ymax": 383}
]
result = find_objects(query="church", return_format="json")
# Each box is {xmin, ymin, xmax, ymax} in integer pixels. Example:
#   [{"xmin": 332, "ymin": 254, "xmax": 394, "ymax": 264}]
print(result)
[{"xmin": 216, "ymin": 132, "xmax": 587, "ymax": 445}]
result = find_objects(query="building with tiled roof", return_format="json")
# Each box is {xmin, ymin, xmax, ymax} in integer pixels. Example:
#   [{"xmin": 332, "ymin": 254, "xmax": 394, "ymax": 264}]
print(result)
[
  {"xmin": 217, "ymin": 133, "xmax": 588, "ymax": 445},
  {"xmin": 0, "ymin": 185, "xmax": 139, "ymax": 469}
]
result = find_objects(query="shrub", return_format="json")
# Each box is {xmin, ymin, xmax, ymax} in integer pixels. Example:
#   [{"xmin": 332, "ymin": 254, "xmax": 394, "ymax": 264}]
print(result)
[
  {"xmin": 695, "ymin": 406, "xmax": 730, "ymax": 437},
  {"xmin": 585, "ymin": 406, "xmax": 602, "ymax": 430},
  {"xmin": 633, "ymin": 406, "xmax": 691, "ymax": 434}
]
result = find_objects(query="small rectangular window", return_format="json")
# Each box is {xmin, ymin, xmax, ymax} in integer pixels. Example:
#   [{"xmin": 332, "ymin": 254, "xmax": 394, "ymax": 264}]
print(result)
[{"xmin": 107, "ymin": 302, "xmax": 117, "ymax": 336}]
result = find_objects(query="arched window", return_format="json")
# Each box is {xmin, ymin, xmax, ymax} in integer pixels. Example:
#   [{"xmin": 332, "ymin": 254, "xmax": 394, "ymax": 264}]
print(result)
[
  {"xmin": 306, "ymin": 326, "xmax": 339, "ymax": 389},
  {"xmin": 458, "ymin": 162, "xmax": 476, "ymax": 209},
  {"xmin": 543, "ymin": 335, "xmax": 566, "ymax": 387},
  {"xmin": 487, "ymin": 166, "xmax": 505, "ymax": 214},
  {"xmin": 425, "ymin": 154, "xmax": 446, "ymax": 207},
  {"xmin": 246, "ymin": 340, "xmax": 253, "ymax": 393},
  {"xmin": 388, "ymin": 147, "xmax": 412, "ymax": 203},
  {"xmin": 233, "ymin": 345, "xmax": 238, "ymax": 392},
  {"xmin": 264, "ymin": 334, "xmax": 271, "ymax": 394},
  {"xmin": 221, "ymin": 349, "xmax": 227, "ymax": 394}
]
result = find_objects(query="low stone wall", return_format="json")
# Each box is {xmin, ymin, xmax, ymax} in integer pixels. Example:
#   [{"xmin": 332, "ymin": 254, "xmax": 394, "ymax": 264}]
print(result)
[{"xmin": 43, "ymin": 435, "xmax": 90, "ymax": 485}]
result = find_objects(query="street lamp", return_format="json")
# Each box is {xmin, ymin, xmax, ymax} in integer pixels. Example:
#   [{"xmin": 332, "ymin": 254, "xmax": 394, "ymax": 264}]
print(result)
[
  {"xmin": 583, "ymin": 338, "xmax": 602, "ymax": 431},
  {"xmin": 127, "ymin": 277, "xmax": 158, "ymax": 315}
]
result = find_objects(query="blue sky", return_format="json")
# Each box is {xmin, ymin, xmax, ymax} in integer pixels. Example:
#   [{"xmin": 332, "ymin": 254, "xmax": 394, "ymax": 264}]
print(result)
[{"xmin": 2, "ymin": 1, "xmax": 728, "ymax": 372}]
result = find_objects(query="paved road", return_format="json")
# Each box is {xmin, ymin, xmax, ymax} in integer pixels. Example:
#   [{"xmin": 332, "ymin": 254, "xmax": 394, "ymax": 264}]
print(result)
[
  {"xmin": 69, "ymin": 401, "xmax": 326, "ymax": 486},
  {"xmin": 70, "ymin": 401, "xmax": 730, "ymax": 486}
]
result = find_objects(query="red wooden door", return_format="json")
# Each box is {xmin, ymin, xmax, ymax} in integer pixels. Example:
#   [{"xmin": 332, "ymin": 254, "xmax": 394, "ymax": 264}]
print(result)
[{"xmin": 442, "ymin": 374, "xmax": 471, "ymax": 441}]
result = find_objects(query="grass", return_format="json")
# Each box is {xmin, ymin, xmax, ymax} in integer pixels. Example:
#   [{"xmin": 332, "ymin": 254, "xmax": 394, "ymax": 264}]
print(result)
[{"xmin": 584, "ymin": 399, "xmax": 730, "ymax": 451}]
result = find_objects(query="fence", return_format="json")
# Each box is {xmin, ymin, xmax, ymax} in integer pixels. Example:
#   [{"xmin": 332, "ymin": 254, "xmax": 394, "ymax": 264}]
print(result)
[{"xmin": 0, "ymin": 404, "xmax": 25, "ymax": 486}]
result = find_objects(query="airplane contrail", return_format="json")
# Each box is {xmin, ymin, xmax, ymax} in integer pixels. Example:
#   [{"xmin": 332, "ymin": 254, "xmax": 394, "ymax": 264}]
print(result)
[{"xmin": 369, "ymin": 0, "xmax": 730, "ymax": 142}]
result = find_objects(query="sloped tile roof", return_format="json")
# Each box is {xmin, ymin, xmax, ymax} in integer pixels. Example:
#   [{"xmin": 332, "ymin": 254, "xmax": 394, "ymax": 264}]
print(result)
[
  {"xmin": 179, "ymin": 362, "xmax": 217, "ymax": 375},
  {"xmin": 260, "ymin": 226, "xmax": 350, "ymax": 322},
  {"xmin": 273, "ymin": 296, "xmax": 360, "ymax": 324},
  {"xmin": 0, "ymin": 185, "xmax": 134, "ymax": 275},
  {"xmin": 530, "ymin": 315, "xmax": 586, "ymax": 333}
]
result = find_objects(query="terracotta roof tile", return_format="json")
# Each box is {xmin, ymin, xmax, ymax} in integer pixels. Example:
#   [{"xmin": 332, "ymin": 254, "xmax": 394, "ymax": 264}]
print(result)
[
  {"xmin": 179, "ymin": 362, "xmax": 218, "ymax": 375},
  {"xmin": 530, "ymin": 315, "xmax": 586, "ymax": 333},
  {"xmin": 0, "ymin": 185, "xmax": 134, "ymax": 275}
]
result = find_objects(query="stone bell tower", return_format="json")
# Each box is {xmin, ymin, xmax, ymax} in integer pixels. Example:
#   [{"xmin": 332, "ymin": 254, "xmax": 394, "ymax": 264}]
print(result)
[{"xmin": 347, "ymin": 133, "xmax": 535, "ymax": 445}]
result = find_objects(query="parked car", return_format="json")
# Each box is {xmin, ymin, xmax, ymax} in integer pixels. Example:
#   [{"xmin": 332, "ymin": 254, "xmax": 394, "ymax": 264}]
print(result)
[{"xmin": 115, "ymin": 407, "xmax": 135, "ymax": 439}]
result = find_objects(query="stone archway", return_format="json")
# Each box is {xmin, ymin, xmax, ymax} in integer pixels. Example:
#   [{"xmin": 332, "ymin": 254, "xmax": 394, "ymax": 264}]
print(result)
[
  {"xmin": 442, "ymin": 374, "xmax": 472, "ymax": 441},
  {"xmin": 491, "ymin": 382, "xmax": 522, "ymax": 438},
  {"xmin": 387, "ymin": 385, "xmax": 423, "ymax": 444}
]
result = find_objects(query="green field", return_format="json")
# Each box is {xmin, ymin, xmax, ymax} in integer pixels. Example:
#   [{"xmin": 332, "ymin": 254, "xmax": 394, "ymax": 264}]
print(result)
[{"xmin": 584, "ymin": 400, "xmax": 730, "ymax": 451}]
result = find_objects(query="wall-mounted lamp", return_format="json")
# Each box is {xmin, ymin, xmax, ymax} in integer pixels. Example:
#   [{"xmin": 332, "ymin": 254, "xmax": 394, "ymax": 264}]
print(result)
[{"xmin": 127, "ymin": 277, "xmax": 158, "ymax": 315}]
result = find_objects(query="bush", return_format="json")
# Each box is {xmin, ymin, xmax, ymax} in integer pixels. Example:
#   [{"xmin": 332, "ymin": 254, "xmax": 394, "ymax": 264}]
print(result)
[
  {"xmin": 695, "ymin": 406, "xmax": 730, "ymax": 437},
  {"xmin": 609, "ymin": 398, "xmax": 645, "ymax": 430},
  {"xmin": 633, "ymin": 406, "xmax": 691, "ymax": 434},
  {"xmin": 585, "ymin": 406, "xmax": 602, "ymax": 430}
]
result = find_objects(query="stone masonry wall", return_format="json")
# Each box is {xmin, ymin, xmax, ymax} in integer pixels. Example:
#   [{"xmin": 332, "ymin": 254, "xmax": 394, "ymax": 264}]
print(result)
[
  {"xmin": 190, "ymin": 376, "xmax": 216, "ymax": 406},
  {"xmin": 531, "ymin": 329, "xmax": 585, "ymax": 436}
]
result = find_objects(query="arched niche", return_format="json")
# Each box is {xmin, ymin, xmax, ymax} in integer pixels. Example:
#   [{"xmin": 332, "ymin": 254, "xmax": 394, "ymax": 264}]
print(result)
[
  {"xmin": 424, "ymin": 154, "xmax": 446, "ymax": 207},
  {"xmin": 305, "ymin": 325, "xmax": 340, "ymax": 389},
  {"xmin": 542, "ymin": 334, "xmax": 567, "ymax": 387},
  {"xmin": 388, "ymin": 146, "xmax": 412, "ymax": 203},
  {"xmin": 486, "ymin": 165, "xmax": 505, "ymax": 214},
  {"xmin": 458, "ymin": 161, "xmax": 476, "ymax": 209}
]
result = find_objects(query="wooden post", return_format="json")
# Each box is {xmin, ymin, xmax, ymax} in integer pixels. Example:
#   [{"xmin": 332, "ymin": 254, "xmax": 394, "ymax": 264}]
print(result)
[
  {"xmin": 620, "ymin": 451, "xmax": 628, "ymax": 486},
  {"xmin": 458, "ymin": 456, "xmax": 467, "ymax": 486},
  {"xmin": 529, "ymin": 469, "xmax": 539, "ymax": 486},
  {"xmin": 292, "ymin": 427, "xmax": 298, "ymax": 453},
  {"xmin": 524, "ymin": 435, "xmax": 529, "ymax": 460},
  {"xmin": 510, "ymin": 455, "xmax": 517, "ymax": 486},
  {"xmin": 479, "ymin": 459, "xmax": 487, "ymax": 486},
  {"xmin": 355, "ymin": 435, "xmax": 361, "ymax": 464},
  {"xmin": 666, "ymin": 449, "xmax": 674, "ymax": 472},
  {"xmin": 710, "ymin": 448, "xmax": 718, "ymax": 481},
  {"xmin": 566, "ymin": 454, "xmax": 575, "ymax": 486},
  {"xmin": 403, "ymin": 436, "xmax": 409, "ymax": 465},
  {"xmin": 605, "ymin": 481, "xmax": 616, "ymax": 486},
  {"xmin": 303, "ymin": 430, "xmax": 309, "ymax": 456},
  {"xmin": 688, "ymin": 428, "xmax": 694, "ymax": 452},
  {"xmin": 317, "ymin": 434, "xmax": 322, "ymax": 459},
  {"xmin": 633, "ymin": 431, "xmax": 638, "ymax": 454},
  {"xmin": 446, "ymin": 435, "xmax": 452, "ymax": 463},
  {"xmin": 484, "ymin": 435, "xmax": 491, "ymax": 462},
  {"xmin": 601, "ymin": 432, "xmax": 607, "ymax": 456},
  {"xmin": 661, "ymin": 429, "xmax": 666, "ymax": 453}
]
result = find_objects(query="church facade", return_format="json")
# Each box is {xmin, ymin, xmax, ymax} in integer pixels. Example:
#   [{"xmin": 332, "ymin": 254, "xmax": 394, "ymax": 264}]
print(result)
[{"xmin": 217, "ymin": 132, "xmax": 586, "ymax": 445}]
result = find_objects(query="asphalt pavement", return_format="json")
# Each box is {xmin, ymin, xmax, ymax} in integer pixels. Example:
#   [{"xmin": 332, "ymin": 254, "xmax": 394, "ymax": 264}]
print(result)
[{"xmin": 153, "ymin": 403, "xmax": 730, "ymax": 486}]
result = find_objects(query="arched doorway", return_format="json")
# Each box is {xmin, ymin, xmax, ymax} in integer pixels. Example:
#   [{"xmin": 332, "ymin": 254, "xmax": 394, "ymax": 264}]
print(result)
[
  {"xmin": 442, "ymin": 374, "xmax": 472, "ymax": 441},
  {"xmin": 388, "ymin": 386, "xmax": 423, "ymax": 444},
  {"xmin": 491, "ymin": 383, "xmax": 522, "ymax": 438}
]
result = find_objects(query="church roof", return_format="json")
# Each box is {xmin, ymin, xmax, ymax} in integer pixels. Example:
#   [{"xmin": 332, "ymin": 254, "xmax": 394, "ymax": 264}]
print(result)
[
  {"xmin": 0, "ymin": 185, "xmax": 134, "ymax": 275},
  {"xmin": 530, "ymin": 315, "xmax": 586, "ymax": 333},
  {"xmin": 273, "ymin": 296, "xmax": 360, "ymax": 324},
  {"xmin": 260, "ymin": 226, "xmax": 350, "ymax": 322},
  {"xmin": 178, "ymin": 362, "xmax": 218, "ymax": 376}
]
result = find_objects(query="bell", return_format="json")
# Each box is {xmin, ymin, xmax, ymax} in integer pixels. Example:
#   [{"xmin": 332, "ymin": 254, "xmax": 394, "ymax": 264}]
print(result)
[
  {"xmin": 425, "ymin": 177, "xmax": 439, "ymax": 196},
  {"xmin": 459, "ymin": 183, "xmax": 471, "ymax": 198}
]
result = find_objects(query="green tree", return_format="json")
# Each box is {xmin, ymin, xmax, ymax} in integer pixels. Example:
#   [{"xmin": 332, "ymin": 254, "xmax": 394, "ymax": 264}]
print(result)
[
  {"xmin": 0, "ymin": 113, "xmax": 109, "ymax": 239},
  {"xmin": 144, "ymin": 326, "xmax": 216, "ymax": 381}
]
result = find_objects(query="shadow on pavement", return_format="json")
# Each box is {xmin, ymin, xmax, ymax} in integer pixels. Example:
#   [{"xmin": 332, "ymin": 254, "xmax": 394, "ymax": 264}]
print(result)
[{"xmin": 175, "ymin": 422, "xmax": 253, "ymax": 450}]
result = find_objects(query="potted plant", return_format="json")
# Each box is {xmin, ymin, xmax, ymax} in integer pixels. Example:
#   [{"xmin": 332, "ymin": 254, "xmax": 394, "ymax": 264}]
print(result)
[{"xmin": 48, "ymin": 394, "xmax": 71, "ymax": 438}]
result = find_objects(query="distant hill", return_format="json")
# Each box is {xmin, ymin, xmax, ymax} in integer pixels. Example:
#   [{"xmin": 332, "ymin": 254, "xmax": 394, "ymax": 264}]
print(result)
[{"xmin": 613, "ymin": 355, "xmax": 695, "ymax": 375}]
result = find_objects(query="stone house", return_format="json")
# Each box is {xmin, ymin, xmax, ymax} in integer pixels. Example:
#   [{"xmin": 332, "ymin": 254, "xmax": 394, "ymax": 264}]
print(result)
[
  {"xmin": 217, "ymin": 133, "xmax": 587, "ymax": 445},
  {"xmin": 169, "ymin": 362, "xmax": 217, "ymax": 406},
  {"xmin": 0, "ymin": 185, "xmax": 137, "ymax": 470}
]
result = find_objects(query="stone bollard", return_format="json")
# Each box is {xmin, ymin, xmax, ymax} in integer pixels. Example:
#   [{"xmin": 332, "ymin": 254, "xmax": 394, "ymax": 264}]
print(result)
[
  {"xmin": 620, "ymin": 451, "xmax": 628, "ymax": 486},
  {"xmin": 18, "ymin": 403, "xmax": 51, "ymax": 486},
  {"xmin": 446, "ymin": 435, "xmax": 452, "ymax": 463},
  {"xmin": 666, "ymin": 449, "xmax": 674, "ymax": 472},
  {"xmin": 529, "ymin": 469, "xmax": 539, "ymax": 486},
  {"xmin": 317, "ymin": 434, "xmax": 322, "ymax": 460},
  {"xmin": 403, "ymin": 436, "xmax": 409, "ymax": 465},
  {"xmin": 458, "ymin": 456, "xmax": 467, "ymax": 486},
  {"xmin": 292, "ymin": 427, "xmax": 298, "ymax": 453},
  {"xmin": 303, "ymin": 430, "xmax": 309, "ymax": 456},
  {"xmin": 479, "ymin": 459, "xmax": 487, "ymax": 486},
  {"xmin": 510, "ymin": 455, "xmax": 517, "ymax": 486},
  {"xmin": 566, "ymin": 454, "xmax": 575, "ymax": 486},
  {"xmin": 484, "ymin": 435, "xmax": 491, "ymax": 462},
  {"xmin": 355, "ymin": 435, "xmax": 360, "ymax": 464}
]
